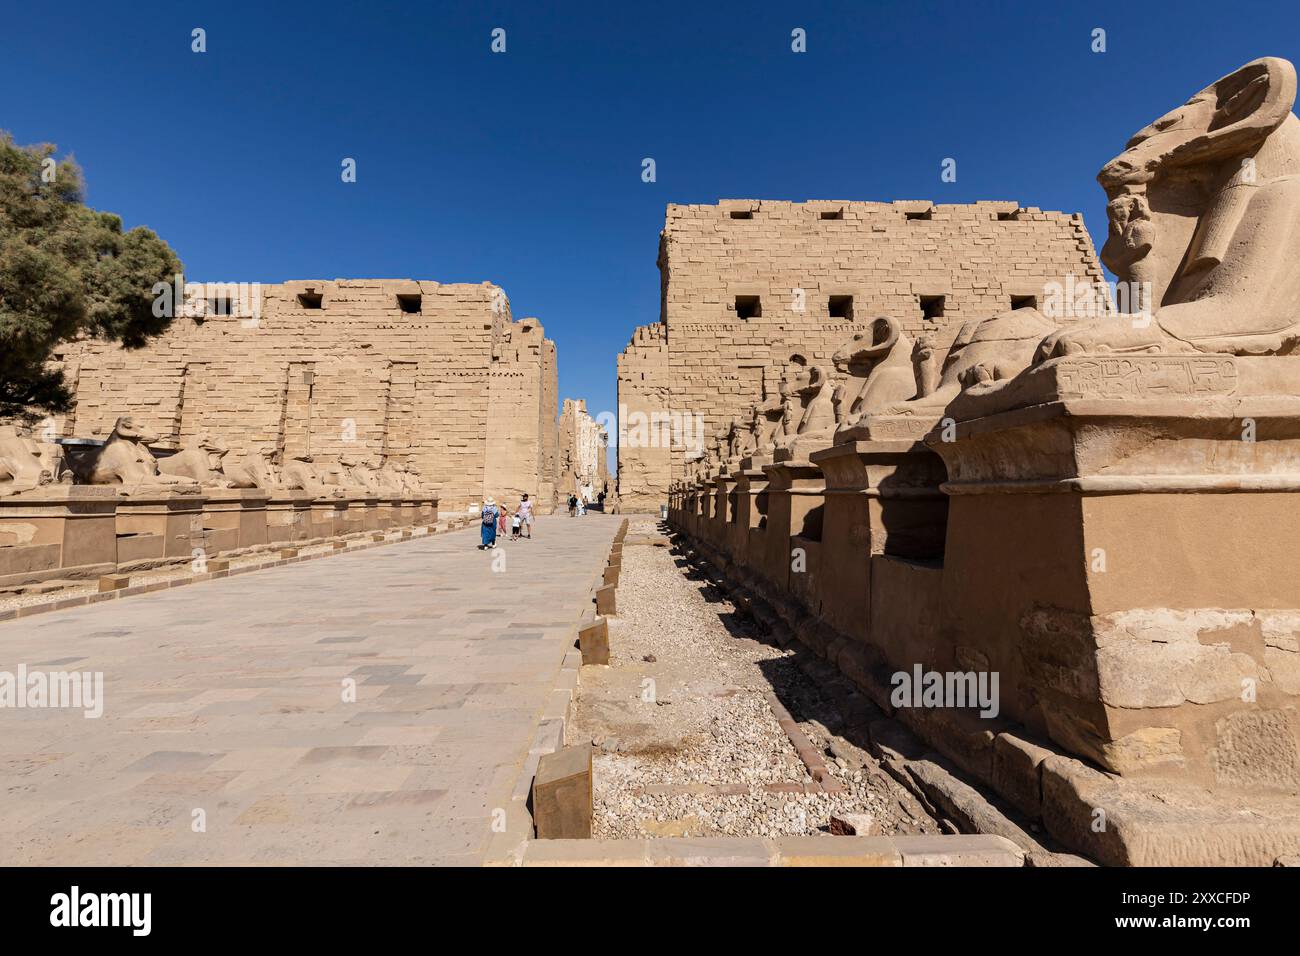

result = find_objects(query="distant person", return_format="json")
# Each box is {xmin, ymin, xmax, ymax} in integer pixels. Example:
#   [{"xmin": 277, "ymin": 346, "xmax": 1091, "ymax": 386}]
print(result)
[
  {"xmin": 497, "ymin": 502, "xmax": 509, "ymax": 539},
  {"xmin": 518, "ymin": 493, "xmax": 534, "ymax": 539},
  {"xmin": 597, "ymin": 490, "xmax": 606, "ymax": 510},
  {"xmin": 511, "ymin": 511, "xmax": 522, "ymax": 540},
  {"xmin": 578, "ymin": 495, "xmax": 587, "ymax": 517},
  {"xmin": 568, "ymin": 494, "xmax": 577, "ymax": 517},
  {"xmin": 479, "ymin": 497, "xmax": 500, "ymax": 550}
]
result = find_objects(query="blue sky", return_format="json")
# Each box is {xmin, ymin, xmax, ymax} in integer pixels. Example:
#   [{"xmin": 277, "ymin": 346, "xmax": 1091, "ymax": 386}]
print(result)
[{"xmin": 2, "ymin": 0, "xmax": 1296, "ymax": 459}]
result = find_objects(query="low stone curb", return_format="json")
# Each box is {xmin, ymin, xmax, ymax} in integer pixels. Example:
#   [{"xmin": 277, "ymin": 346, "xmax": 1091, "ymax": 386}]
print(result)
[
  {"xmin": 763, "ymin": 689, "xmax": 844, "ymax": 794},
  {"xmin": 0, "ymin": 522, "xmax": 452, "ymax": 622},
  {"xmin": 486, "ymin": 519, "xmax": 622, "ymax": 864},
  {"xmin": 510, "ymin": 833, "xmax": 1025, "ymax": 867}
]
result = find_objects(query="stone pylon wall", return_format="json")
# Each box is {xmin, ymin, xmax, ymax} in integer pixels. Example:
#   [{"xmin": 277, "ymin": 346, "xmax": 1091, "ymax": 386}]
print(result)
[
  {"xmin": 485, "ymin": 317, "xmax": 560, "ymax": 511},
  {"xmin": 557, "ymin": 398, "xmax": 605, "ymax": 501},
  {"xmin": 538, "ymin": 340, "xmax": 559, "ymax": 510},
  {"xmin": 616, "ymin": 199, "xmax": 1106, "ymax": 509},
  {"xmin": 615, "ymin": 321, "xmax": 671, "ymax": 510},
  {"xmin": 50, "ymin": 278, "xmax": 558, "ymax": 512}
]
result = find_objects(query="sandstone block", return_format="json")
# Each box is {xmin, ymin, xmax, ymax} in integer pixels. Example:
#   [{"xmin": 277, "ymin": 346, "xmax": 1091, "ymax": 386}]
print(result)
[
  {"xmin": 532, "ymin": 745, "xmax": 592, "ymax": 839},
  {"xmin": 578, "ymin": 616, "xmax": 610, "ymax": 665}
]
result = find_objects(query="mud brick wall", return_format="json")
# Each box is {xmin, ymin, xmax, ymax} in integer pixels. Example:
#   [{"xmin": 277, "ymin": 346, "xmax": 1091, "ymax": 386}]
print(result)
[
  {"xmin": 51, "ymin": 279, "xmax": 558, "ymax": 512},
  {"xmin": 617, "ymin": 199, "xmax": 1105, "ymax": 508}
]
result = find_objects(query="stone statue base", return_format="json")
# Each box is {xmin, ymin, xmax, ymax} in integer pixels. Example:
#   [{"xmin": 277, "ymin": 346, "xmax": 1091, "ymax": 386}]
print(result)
[
  {"xmin": 115, "ymin": 492, "xmax": 209, "ymax": 562},
  {"xmin": 266, "ymin": 492, "xmax": 314, "ymax": 544},
  {"xmin": 928, "ymin": 353, "xmax": 1300, "ymax": 792},
  {"xmin": 0, "ymin": 487, "xmax": 118, "ymax": 587},
  {"xmin": 773, "ymin": 433, "xmax": 835, "ymax": 464},
  {"xmin": 200, "ymin": 489, "xmax": 270, "ymax": 553},
  {"xmin": 808, "ymin": 440, "xmax": 949, "ymax": 640},
  {"xmin": 758, "ymin": 459, "xmax": 826, "ymax": 605}
]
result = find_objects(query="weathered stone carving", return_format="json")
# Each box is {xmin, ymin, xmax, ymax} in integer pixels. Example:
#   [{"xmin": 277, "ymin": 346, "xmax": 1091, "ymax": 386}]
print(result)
[
  {"xmin": 767, "ymin": 380, "xmax": 793, "ymax": 453},
  {"xmin": 223, "ymin": 446, "xmax": 281, "ymax": 489},
  {"xmin": 751, "ymin": 394, "xmax": 783, "ymax": 459},
  {"xmin": 318, "ymin": 454, "xmax": 369, "ymax": 495},
  {"xmin": 280, "ymin": 454, "xmax": 342, "ymax": 497},
  {"xmin": 912, "ymin": 335, "xmax": 941, "ymax": 399},
  {"xmin": 736, "ymin": 404, "xmax": 761, "ymax": 461},
  {"xmin": 1039, "ymin": 56, "xmax": 1300, "ymax": 358},
  {"xmin": 71, "ymin": 417, "xmax": 199, "ymax": 494},
  {"xmin": 158, "ymin": 433, "xmax": 232, "ymax": 487},
  {"xmin": 831, "ymin": 317, "xmax": 919, "ymax": 438},
  {"xmin": 399, "ymin": 460, "xmax": 430, "ymax": 496},
  {"xmin": 372, "ymin": 457, "xmax": 407, "ymax": 496},
  {"xmin": 863, "ymin": 308, "xmax": 1059, "ymax": 431},
  {"xmin": 0, "ymin": 425, "xmax": 57, "ymax": 497},
  {"xmin": 776, "ymin": 365, "xmax": 838, "ymax": 459}
]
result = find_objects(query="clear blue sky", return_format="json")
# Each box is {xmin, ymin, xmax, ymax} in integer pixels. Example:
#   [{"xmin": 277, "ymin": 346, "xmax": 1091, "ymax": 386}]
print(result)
[{"xmin": 2, "ymin": 0, "xmax": 1295, "ymax": 449}]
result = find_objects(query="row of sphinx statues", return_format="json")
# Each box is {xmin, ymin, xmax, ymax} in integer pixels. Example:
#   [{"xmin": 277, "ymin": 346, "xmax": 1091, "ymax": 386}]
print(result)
[
  {"xmin": 685, "ymin": 305, "xmax": 1056, "ymax": 480},
  {"xmin": 686, "ymin": 54, "xmax": 1300, "ymax": 481},
  {"xmin": 0, "ymin": 415, "xmax": 433, "ymax": 499}
]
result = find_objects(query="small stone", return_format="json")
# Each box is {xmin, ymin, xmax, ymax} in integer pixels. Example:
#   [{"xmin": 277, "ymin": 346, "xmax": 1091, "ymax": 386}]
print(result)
[{"xmin": 829, "ymin": 812, "xmax": 879, "ymax": 837}]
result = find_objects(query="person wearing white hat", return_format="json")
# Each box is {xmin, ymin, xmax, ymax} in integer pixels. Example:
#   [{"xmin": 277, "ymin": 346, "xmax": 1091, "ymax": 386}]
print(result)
[{"xmin": 479, "ymin": 497, "xmax": 500, "ymax": 550}]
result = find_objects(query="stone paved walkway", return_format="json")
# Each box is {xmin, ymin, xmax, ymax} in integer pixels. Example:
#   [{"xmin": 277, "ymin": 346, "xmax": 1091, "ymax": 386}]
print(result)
[{"xmin": 0, "ymin": 515, "xmax": 616, "ymax": 865}]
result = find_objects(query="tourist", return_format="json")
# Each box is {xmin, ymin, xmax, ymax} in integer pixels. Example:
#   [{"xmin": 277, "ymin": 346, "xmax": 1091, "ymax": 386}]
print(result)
[
  {"xmin": 479, "ymin": 497, "xmax": 499, "ymax": 550},
  {"xmin": 497, "ymin": 502, "xmax": 509, "ymax": 540},
  {"xmin": 518, "ymin": 493, "xmax": 534, "ymax": 539},
  {"xmin": 568, "ymin": 494, "xmax": 577, "ymax": 517},
  {"xmin": 511, "ymin": 511, "xmax": 522, "ymax": 540}
]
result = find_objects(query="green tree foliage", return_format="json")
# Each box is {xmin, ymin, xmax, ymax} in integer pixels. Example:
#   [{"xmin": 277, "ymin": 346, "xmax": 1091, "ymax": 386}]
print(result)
[{"xmin": 0, "ymin": 132, "xmax": 182, "ymax": 419}]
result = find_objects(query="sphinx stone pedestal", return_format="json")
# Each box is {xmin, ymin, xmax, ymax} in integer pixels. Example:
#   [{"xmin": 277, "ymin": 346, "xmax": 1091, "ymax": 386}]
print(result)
[
  {"xmin": 0, "ymin": 487, "xmax": 119, "ymax": 586},
  {"xmin": 397, "ymin": 498, "xmax": 420, "ymax": 528},
  {"xmin": 418, "ymin": 497, "xmax": 438, "ymax": 525},
  {"xmin": 199, "ymin": 489, "xmax": 270, "ymax": 553},
  {"xmin": 931, "ymin": 354, "xmax": 1300, "ymax": 791},
  {"xmin": 309, "ymin": 498, "xmax": 346, "ymax": 539},
  {"xmin": 354, "ymin": 496, "xmax": 379, "ymax": 532},
  {"xmin": 728, "ymin": 466, "xmax": 769, "ymax": 574},
  {"xmin": 759, "ymin": 458, "xmax": 825, "ymax": 606},
  {"xmin": 266, "ymin": 492, "xmax": 314, "ymax": 543},
  {"xmin": 115, "ymin": 492, "xmax": 208, "ymax": 562},
  {"xmin": 338, "ymin": 496, "xmax": 367, "ymax": 535},
  {"xmin": 691, "ymin": 481, "xmax": 707, "ymax": 537},
  {"xmin": 808, "ymin": 440, "xmax": 948, "ymax": 642},
  {"xmin": 376, "ymin": 498, "xmax": 402, "ymax": 530},
  {"xmin": 705, "ymin": 473, "xmax": 735, "ymax": 554}
]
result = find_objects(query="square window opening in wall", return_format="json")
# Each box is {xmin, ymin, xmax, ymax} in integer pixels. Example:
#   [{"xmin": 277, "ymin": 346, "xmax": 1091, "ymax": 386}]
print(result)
[
  {"xmin": 734, "ymin": 295, "xmax": 762, "ymax": 320},
  {"xmin": 819, "ymin": 208, "xmax": 844, "ymax": 220},
  {"xmin": 729, "ymin": 209, "xmax": 754, "ymax": 219},
  {"xmin": 828, "ymin": 295, "xmax": 854, "ymax": 320},
  {"xmin": 208, "ymin": 296, "xmax": 232, "ymax": 316},
  {"xmin": 297, "ymin": 292, "xmax": 324, "ymax": 309},
  {"xmin": 1010, "ymin": 294, "xmax": 1038, "ymax": 310},
  {"xmin": 396, "ymin": 293, "xmax": 422, "ymax": 314},
  {"xmin": 997, "ymin": 210, "xmax": 1021, "ymax": 221},
  {"xmin": 920, "ymin": 295, "xmax": 945, "ymax": 321},
  {"xmin": 905, "ymin": 208, "xmax": 933, "ymax": 221}
]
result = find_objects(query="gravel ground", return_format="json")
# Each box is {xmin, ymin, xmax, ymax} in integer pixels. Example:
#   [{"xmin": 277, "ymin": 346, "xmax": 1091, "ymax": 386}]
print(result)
[{"xmin": 577, "ymin": 516, "xmax": 940, "ymax": 840}]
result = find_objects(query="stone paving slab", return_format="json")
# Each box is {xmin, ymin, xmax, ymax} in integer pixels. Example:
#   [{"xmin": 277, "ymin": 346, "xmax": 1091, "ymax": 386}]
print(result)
[
  {"xmin": 508, "ymin": 834, "xmax": 1025, "ymax": 867},
  {"xmin": 0, "ymin": 515, "xmax": 617, "ymax": 865}
]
